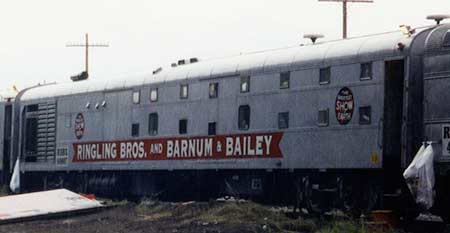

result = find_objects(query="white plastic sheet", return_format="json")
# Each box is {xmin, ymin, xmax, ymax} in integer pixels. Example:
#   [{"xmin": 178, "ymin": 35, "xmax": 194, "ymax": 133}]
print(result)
[
  {"xmin": 403, "ymin": 144, "xmax": 435, "ymax": 210},
  {"xmin": 0, "ymin": 189, "xmax": 103, "ymax": 223},
  {"xmin": 9, "ymin": 158, "xmax": 20, "ymax": 193}
]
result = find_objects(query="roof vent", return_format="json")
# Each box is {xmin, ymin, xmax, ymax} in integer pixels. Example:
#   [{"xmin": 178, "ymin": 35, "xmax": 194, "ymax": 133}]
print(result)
[
  {"xmin": 152, "ymin": 67, "xmax": 162, "ymax": 75},
  {"xmin": 303, "ymin": 34, "xmax": 324, "ymax": 44},
  {"xmin": 70, "ymin": 71, "xmax": 88, "ymax": 82},
  {"xmin": 172, "ymin": 58, "xmax": 200, "ymax": 68},
  {"xmin": 426, "ymin": 14, "xmax": 450, "ymax": 25}
]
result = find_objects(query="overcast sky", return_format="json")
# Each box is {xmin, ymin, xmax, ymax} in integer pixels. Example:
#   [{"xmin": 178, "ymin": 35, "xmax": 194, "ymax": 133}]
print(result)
[{"xmin": 0, "ymin": 0, "xmax": 449, "ymax": 90}]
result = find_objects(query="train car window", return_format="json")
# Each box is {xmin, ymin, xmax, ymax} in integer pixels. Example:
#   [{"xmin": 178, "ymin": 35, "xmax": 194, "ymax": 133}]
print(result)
[
  {"xmin": 150, "ymin": 88, "xmax": 158, "ymax": 102},
  {"xmin": 278, "ymin": 112, "xmax": 289, "ymax": 129},
  {"xmin": 208, "ymin": 122, "xmax": 216, "ymax": 135},
  {"xmin": 319, "ymin": 67, "xmax": 330, "ymax": 85},
  {"xmin": 360, "ymin": 63, "xmax": 372, "ymax": 80},
  {"xmin": 238, "ymin": 105, "xmax": 250, "ymax": 130},
  {"xmin": 179, "ymin": 119, "xmax": 188, "ymax": 134},
  {"xmin": 132, "ymin": 90, "xmax": 140, "ymax": 104},
  {"xmin": 180, "ymin": 84, "xmax": 189, "ymax": 99},
  {"xmin": 359, "ymin": 106, "xmax": 371, "ymax": 124},
  {"xmin": 240, "ymin": 76, "xmax": 250, "ymax": 93},
  {"xmin": 317, "ymin": 109, "xmax": 329, "ymax": 126},
  {"xmin": 280, "ymin": 72, "xmax": 290, "ymax": 89},
  {"xmin": 148, "ymin": 113, "xmax": 158, "ymax": 135},
  {"xmin": 209, "ymin": 83, "xmax": 218, "ymax": 98},
  {"xmin": 132, "ymin": 123, "xmax": 140, "ymax": 137},
  {"xmin": 443, "ymin": 31, "xmax": 450, "ymax": 47}
]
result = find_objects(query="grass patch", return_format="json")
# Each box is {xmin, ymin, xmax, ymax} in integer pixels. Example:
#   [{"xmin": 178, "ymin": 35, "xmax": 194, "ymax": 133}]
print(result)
[
  {"xmin": 136, "ymin": 200, "xmax": 173, "ymax": 221},
  {"xmin": 316, "ymin": 220, "xmax": 361, "ymax": 233},
  {"xmin": 316, "ymin": 220, "xmax": 398, "ymax": 233},
  {"xmin": 133, "ymin": 199, "xmax": 400, "ymax": 233},
  {"xmin": 171, "ymin": 201, "xmax": 317, "ymax": 232}
]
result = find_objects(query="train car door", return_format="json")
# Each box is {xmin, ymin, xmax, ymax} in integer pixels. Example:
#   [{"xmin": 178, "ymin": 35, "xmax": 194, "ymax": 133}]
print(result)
[
  {"xmin": 103, "ymin": 91, "xmax": 132, "ymax": 140},
  {"xmin": 0, "ymin": 104, "xmax": 12, "ymax": 184},
  {"xmin": 383, "ymin": 59, "xmax": 405, "ymax": 189}
]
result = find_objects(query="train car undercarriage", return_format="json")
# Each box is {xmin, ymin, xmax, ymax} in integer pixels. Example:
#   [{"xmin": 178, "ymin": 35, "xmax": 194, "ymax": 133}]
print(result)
[{"xmin": 20, "ymin": 169, "xmax": 406, "ymax": 216}]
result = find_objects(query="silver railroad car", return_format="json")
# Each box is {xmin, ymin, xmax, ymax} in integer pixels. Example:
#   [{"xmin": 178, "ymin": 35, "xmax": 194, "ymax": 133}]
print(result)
[{"xmin": 2, "ymin": 20, "xmax": 450, "ymax": 217}]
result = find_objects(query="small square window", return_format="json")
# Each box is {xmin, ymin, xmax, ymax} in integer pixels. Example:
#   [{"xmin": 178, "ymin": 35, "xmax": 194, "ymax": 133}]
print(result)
[
  {"xmin": 148, "ymin": 113, "xmax": 158, "ymax": 135},
  {"xmin": 319, "ymin": 67, "xmax": 330, "ymax": 85},
  {"xmin": 180, "ymin": 84, "xmax": 188, "ymax": 99},
  {"xmin": 318, "ymin": 109, "xmax": 329, "ymax": 126},
  {"xmin": 280, "ymin": 72, "xmax": 290, "ymax": 89},
  {"xmin": 278, "ymin": 112, "xmax": 289, "ymax": 129},
  {"xmin": 132, "ymin": 123, "xmax": 139, "ymax": 137},
  {"xmin": 359, "ymin": 106, "xmax": 371, "ymax": 125},
  {"xmin": 208, "ymin": 122, "xmax": 216, "ymax": 135},
  {"xmin": 240, "ymin": 76, "xmax": 250, "ymax": 93},
  {"xmin": 179, "ymin": 119, "xmax": 188, "ymax": 134},
  {"xmin": 209, "ymin": 83, "xmax": 218, "ymax": 98},
  {"xmin": 150, "ymin": 88, "xmax": 158, "ymax": 102},
  {"xmin": 360, "ymin": 63, "xmax": 372, "ymax": 80},
  {"xmin": 132, "ymin": 90, "xmax": 140, "ymax": 104}
]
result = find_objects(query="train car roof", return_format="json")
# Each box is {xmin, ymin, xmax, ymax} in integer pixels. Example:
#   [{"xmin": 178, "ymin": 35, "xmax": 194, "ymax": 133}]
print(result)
[{"xmin": 20, "ymin": 25, "xmax": 434, "ymax": 101}]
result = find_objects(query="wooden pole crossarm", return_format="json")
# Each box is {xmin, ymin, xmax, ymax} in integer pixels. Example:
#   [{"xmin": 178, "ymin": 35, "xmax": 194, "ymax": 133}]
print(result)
[
  {"xmin": 66, "ymin": 33, "xmax": 109, "ymax": 75},
  {"xmin": 318, "ymin": 0, "xmax": 374, "ymax": 39}
]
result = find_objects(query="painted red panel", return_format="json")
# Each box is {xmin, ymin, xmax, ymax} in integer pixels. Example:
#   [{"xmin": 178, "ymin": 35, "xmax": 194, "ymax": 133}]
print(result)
[{"xmin": 73, "ymin": 132, "xmax": 283, "ymax": 162}]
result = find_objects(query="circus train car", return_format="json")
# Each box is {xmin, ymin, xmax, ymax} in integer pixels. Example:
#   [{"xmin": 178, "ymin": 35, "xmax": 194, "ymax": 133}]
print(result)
[{"xmin": 3, "ymin": 19, "xmax": 450, "ymax": 215}]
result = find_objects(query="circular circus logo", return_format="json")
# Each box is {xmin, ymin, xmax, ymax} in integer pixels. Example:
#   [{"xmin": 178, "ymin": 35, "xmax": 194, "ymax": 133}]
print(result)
[
  {"xmin": 335, "ymin": 87, "xmax": 354, "ymax": 125},
  {"xmin": 74, "ymin": 113, "xmax": 85, "ymax": 140}
]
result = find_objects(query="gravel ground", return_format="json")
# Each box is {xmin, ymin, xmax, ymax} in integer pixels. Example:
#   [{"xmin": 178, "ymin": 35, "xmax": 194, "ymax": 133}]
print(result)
[{"xmin": 0, "ymin": 199, "xmax": 434, "ymax": 233}]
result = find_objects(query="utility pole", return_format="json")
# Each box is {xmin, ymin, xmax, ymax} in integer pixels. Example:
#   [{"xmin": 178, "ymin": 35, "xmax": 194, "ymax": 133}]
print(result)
[
  {"xmin": 318, "ymin": 0, "xmax": 373, "ymax": 39},
  {"xmin": 66, "ymin": 33, "xmax": 109, "ymax": 76}
]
